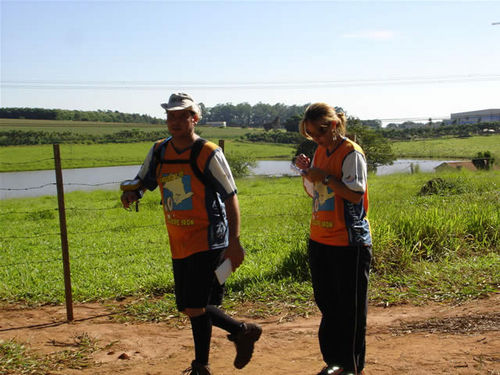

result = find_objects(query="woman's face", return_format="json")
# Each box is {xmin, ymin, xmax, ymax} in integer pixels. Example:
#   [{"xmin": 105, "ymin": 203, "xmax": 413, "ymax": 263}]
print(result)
[{"xmin": 306, "ymin": 120, "xmax": 336, "ymax": 148}]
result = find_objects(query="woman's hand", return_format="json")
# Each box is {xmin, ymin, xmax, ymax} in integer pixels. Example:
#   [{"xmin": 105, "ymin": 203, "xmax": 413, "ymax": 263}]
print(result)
[{"xmin": 295, "ymin": 154, "xmax": 311, "ymax": 170}]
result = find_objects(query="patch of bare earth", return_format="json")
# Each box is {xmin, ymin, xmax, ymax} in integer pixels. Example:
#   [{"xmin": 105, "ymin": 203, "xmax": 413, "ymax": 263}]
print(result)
[{"xmin": 1, "ymin": 294, "xmax": 498, "ymax": 375}]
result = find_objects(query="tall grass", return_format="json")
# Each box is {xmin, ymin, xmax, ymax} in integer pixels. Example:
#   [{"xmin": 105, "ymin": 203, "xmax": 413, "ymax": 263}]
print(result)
[{"xmin": 0, "ymin": 170, "xmax": 498, "ymax": 309}]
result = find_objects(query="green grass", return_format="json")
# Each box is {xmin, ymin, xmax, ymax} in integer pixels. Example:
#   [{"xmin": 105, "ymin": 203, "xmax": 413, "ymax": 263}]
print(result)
[
  {"xmin": 391, "ymin": 134, "xmax": 500, "ymax": 160},
  {"xmin": 1, "ymin": 170, "xmax": 498, "ymax": 317},
  {"xmin": 0, "ymin": 141, "xmax": 296, "ymax": 172}
]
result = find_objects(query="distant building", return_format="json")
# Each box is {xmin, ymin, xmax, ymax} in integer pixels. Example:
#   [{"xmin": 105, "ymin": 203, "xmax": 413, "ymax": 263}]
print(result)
[
  {"xmin": 450, "ymin": 109, "xmax": 500, "ymax": 125},
  {"xmin": 205, "ymin": 121, "xmax": 226, "ymax": 128}
]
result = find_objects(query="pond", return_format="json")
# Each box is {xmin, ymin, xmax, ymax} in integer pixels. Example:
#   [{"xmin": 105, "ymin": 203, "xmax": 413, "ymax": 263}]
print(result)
[{"xmin": 0, "ymin": 159, "xmax": 461, "ymax": 199}]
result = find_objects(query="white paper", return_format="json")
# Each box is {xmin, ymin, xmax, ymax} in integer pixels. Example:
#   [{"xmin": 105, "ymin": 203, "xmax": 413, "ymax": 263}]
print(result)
[{"xmin": 215, "ymin": 258, "xmax": 232, "ymax": 285}]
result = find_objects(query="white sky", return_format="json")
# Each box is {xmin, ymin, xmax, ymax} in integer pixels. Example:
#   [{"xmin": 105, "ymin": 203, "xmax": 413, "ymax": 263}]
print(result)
[{"xmin": 1, "ymin": 0, "xmax": 499, "ymax": 124}]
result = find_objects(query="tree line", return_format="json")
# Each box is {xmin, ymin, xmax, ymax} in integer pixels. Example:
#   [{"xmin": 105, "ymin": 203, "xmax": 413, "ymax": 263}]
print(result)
[
  {"xmin": 0, "ymin": 107, "xmax": 163, "ymax": 124},
  {"xmin": 1, "ymin": 104, "xmax": 385, "ymax": 130}
]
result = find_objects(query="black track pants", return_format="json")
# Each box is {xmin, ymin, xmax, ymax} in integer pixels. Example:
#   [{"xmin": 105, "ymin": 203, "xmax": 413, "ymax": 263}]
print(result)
[{"xmin": 308, "ymin": 239, "xmax": 372, "ymax": 372}]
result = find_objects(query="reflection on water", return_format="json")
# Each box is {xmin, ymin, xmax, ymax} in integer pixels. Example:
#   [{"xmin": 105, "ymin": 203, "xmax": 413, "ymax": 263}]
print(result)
[{"xmin": 0, "ymin": 159, "xmax": 461, "ymax": 199}]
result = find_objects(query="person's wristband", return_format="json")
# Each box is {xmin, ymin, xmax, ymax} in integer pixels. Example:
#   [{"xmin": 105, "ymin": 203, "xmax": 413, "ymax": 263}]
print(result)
[{"xmin": 322, "ymin": 175, "xmax": 332, "ymax": 185}]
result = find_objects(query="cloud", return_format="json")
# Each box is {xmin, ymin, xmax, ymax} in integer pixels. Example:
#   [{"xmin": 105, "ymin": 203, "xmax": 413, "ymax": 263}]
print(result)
[{"xmin": 341, "ymin": 30, "xmax": 396, "ymax": 40}]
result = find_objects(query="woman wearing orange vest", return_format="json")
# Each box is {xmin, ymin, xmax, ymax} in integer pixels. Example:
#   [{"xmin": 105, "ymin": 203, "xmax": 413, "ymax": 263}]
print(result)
[
  {"xmin": 295, "ymin": 103, "xmax": 372, "ymax": 375},
  {"xmin": 121, "ymin": 93, "xmax": 261, "ymax": 375}
]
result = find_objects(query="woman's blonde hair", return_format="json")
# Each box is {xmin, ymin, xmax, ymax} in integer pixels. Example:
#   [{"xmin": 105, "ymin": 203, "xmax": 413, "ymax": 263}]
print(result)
[{"xmin": 299, "ymin": 102, "xmax": 346, "ymax": 140}]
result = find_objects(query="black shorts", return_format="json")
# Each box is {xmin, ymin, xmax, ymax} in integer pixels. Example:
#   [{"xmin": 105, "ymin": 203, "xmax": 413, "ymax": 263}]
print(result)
[{"xmin": 172, "ymin": 249, "xmax": 225, "ymax": 311}]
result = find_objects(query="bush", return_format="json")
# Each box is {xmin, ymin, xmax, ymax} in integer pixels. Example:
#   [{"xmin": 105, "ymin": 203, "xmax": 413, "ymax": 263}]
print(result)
[
  {"xmin": 225, "ymin": 153, "xmax": 257, "ymax": 178},
  {"xmin": 241, "ymin": 130, "xmax": 303, "ymax": 144}
]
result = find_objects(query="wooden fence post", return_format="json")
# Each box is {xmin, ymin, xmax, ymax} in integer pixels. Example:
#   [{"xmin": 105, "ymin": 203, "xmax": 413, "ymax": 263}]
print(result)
[
  {"xmin": 218, "ymin": 139, "xmax": 225, "ymax": 153},
  {"xmin": 53, "ymin": 144, "xmax": 74, "ymax": 322}
]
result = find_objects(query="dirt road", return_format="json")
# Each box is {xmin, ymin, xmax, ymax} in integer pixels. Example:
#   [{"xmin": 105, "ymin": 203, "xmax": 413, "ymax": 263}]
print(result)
[{"xmin": 1, "ymin": 294, "xmax": 498, "ymax": 375}]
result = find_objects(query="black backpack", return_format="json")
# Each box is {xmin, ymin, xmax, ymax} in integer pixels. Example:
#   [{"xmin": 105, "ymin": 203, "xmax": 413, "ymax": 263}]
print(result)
[{"xmin": 153, "ymin": 137, "xmax": 211, "ymax": 186}]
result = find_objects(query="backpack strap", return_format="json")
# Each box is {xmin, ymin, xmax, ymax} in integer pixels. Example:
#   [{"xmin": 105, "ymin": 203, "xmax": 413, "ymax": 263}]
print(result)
[
  {"xmin": 154, "ymin": 137, "xmax": 210, "ymax": 187},
  {"xmin": 190, "ymin": 138, "xmax": 210, "ymax": 187},
  {"xmin": 153, "ymin": 137, "xmax": 172, "ymax": 180}
]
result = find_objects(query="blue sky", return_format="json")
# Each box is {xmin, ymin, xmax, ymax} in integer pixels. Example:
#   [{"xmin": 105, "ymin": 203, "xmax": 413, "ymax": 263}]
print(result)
[{"xmin": 1, "ymin": 0, "xmax": 499, "ymax": 124}]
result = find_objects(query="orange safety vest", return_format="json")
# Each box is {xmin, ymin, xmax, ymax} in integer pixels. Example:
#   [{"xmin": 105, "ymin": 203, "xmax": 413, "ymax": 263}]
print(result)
[
  {"xmin": 154, "ymin": 138, "xmax": 228, "ymax": 259},
  {"xmin": 309, "ymin": 138, "xmax": 371, "ymax": 247}
]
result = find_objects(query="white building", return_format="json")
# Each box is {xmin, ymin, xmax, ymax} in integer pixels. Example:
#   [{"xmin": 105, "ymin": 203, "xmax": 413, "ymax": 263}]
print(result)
[
  {"xmin": 450, "ymin": 109, "xmax": 500, "ymax": 124},
  {"xmin": 205, "ymin": 121, "xmax": 227, "ymax": 128}
]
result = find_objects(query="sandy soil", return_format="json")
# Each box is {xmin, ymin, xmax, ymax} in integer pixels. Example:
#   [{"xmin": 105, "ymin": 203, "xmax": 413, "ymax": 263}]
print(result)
[{"xmin": 1, "ymin": 294, "xmax": 498, "ymax": 375}]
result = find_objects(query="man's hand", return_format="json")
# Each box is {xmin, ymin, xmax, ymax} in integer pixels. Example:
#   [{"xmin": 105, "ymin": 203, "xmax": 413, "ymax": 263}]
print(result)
[
  {"xmin": 121, "ymin": 191, "xmax": 139, "ymax": 209},
  {"xmin": 224, "ymin": 238, "xmax": 245, "ymax": 271}
]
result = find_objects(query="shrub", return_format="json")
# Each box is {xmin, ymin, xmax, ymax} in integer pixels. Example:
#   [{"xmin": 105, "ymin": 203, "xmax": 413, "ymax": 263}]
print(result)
[{"xmin": 225, "ymin": 153, "xmax": 257, "ymax": 178}]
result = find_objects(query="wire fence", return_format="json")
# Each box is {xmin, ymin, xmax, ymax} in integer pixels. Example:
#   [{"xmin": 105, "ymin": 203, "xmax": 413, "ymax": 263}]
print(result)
[
  {"xmin": 2, "ymin": 145, "xmax": 497, "ymax": 320},
  {"xmin": 0, "ymin": 145, "xmax": 315, "ymax": 320}
]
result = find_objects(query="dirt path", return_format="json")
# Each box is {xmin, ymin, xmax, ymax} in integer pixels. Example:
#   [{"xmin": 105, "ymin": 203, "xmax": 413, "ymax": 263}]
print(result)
[{"xmin": 1, "ymin": 294, "xmax": 499, "ymax": 375}]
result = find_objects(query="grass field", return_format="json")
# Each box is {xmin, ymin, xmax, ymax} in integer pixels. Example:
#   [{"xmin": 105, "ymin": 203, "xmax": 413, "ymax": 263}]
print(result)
[
  {"xmin": 1, "ymin": 170, "xmax": 498, "ymax": 311},
  {"xmin": 0, "ymin": 141, "xmax": 296, "ymax": 172},
  {"xmin": 391, "ymin": 134, "xmax": 500, "ymax": 160}
]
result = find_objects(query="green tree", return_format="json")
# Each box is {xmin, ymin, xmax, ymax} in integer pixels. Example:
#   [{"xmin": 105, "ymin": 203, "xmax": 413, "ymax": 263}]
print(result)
[
  {"xmin": 349, "ymin": 124, "xmax": 396, "ymax": 172},
  {"xmin": 283, "ymin": 114, "xmax": 302, "ymax": 132}
]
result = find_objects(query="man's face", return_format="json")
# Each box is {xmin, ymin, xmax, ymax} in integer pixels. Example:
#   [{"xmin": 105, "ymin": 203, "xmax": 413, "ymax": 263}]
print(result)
[{"xmin": 166, "ymin": 109, "xmax": 197, "ymax": 137}]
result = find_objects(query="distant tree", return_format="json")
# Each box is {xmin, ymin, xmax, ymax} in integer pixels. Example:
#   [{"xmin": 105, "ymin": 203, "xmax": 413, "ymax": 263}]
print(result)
[
  {"xmin": 284, "ymin": 114, "xmax": 302, "ymax": 132},
  {"xmin": 349, "ymin": 125, "xmax": 396, "ymax": 172},
  {"xmin": 361, "ymin": 119, "xmax": 382, "ymax": 128}
]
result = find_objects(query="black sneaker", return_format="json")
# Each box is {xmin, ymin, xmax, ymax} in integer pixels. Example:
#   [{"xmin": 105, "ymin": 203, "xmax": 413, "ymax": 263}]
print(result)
[
  {"xmin": 317, "ymin": 365, "xmax": 341, "ymax": 375},
  {"xmin": 227, "ymin": 322, "xmax": 262, "ymax": 369},
  {"xmin": 182, "ymin": 360, "xmax": 212, "ymax": 375}
]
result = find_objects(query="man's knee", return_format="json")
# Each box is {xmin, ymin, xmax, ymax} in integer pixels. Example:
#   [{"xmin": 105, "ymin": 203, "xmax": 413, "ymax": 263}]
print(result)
[{"xmin": 183, "ymin": 307, "xmax": 206, "ymax": 317}]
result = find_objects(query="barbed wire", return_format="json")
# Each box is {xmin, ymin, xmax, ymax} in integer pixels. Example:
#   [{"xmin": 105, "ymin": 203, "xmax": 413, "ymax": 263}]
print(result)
[
  {"xmin": 0, "ymin": 183, "xmax": 56, "ymax": 191},
  {"xmin": 0, "ymin": 181, "xmax": 121, "ymax": 191}
]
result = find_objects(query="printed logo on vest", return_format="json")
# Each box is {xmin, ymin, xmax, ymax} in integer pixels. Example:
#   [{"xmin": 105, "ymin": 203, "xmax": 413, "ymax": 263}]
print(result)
[
  {"xmin": 160, "ymin": 172, "xmax": 194, "ymax": 212},
  {"xmin": 313, "ymin": 182, "xmax": 335, "ymax": 213}
]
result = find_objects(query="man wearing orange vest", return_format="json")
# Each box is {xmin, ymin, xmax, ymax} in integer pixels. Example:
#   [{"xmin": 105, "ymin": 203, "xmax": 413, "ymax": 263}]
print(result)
[{"xmin": 121, "ymin": 93, "xmax": 261, "ymax": 375}]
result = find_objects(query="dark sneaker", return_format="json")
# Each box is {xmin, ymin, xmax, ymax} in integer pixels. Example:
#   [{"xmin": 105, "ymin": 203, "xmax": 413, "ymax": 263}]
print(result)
[
  {"xmin": 317, "ymin": 367, "xmax": 365, "ymax": 375},
  {"xmin": 182, "ymin": 360, "xmax": 212, "ymax": 375},
  {"xmin": 227, "ymin": 322, "xmax": 262, "ymax": 369},
  {"xmin": 317, "ymin": 365, "xmax": 341, "ymax": 375}
]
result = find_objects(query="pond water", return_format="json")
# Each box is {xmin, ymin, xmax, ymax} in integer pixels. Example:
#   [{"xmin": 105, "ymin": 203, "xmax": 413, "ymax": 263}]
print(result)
[{"xmin": 0, "ymin": 159, "xmax": 460, "ymax": 199}]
